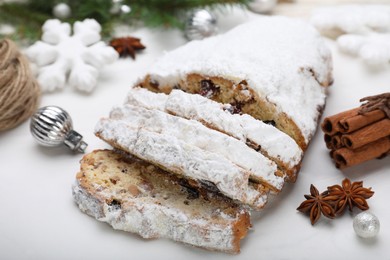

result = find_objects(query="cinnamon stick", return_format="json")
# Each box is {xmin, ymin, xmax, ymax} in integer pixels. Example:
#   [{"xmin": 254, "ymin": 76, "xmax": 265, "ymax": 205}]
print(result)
[
  {"xmin": 339, "ymin": 109, "xmax": 386, "ymax": 133},
  {"xmin": 331, "ymin": 134, "xmax": 343, "ymax": 150},
  {"xmin": 321, "ymin": 107, "xmax": 360, "ymax": 135},
  {"xmin": 324, "ymin": 134, "xmax": 333, "ymax": 149},
  {"xmin": 341, "ymin": 119, "xmax": 390, "ymax": 149},
  {"xmin": 329, "ymin": 150, "xmax": 335, "ymax": 159},
  {"xmin": 333, "ymin": 137, "xmax": 390, "ymax": 169},
  {"xmin": 324, "ymin": 134, "xmax": 343, "ymax": 150}
]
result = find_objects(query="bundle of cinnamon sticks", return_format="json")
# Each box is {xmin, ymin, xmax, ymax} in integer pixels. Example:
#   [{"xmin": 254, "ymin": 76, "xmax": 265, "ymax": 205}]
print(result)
[{"xmin": 321, "ymin": 93, "xmax": 390, "ymax": 169}]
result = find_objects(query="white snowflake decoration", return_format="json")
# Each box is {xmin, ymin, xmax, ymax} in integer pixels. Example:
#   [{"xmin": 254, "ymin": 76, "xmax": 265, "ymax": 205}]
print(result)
[
  {"xmin": 311, "ymin": 5, "xmax": 390, "ymax": 36},
  {"xmin": 338, "ymin": 33, "xmax": 390, "ymax": 67},
  {"xmin": 26, "ymin": 19, "xmax": 118, "ymax": 93},
  {"xmin": 311, "ymin": 5, "xmax": 390, "ymax": 68}
]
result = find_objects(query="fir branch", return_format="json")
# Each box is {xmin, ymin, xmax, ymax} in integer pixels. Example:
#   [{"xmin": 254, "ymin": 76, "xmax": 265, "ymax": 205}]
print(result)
[
  {"xmin": 0, "ymin": 3, "xmax": 51, "ymax": 42},
  {"xmin": 0, "ymin": 0, "xmax": 250, "ymax": 41}
]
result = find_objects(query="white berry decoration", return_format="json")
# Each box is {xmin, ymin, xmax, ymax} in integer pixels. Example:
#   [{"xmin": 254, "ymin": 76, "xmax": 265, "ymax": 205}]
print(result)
[
  {"xmin": 26, "ymin": 19, "xmax": 118, "ymax": 93},
  {"xmin": 353, "ymin": 212, "xmax": 380, "ymax": 238},
  {"xmin": 52, "ymin": 3, "xmax": 72, "ymax": 19}
]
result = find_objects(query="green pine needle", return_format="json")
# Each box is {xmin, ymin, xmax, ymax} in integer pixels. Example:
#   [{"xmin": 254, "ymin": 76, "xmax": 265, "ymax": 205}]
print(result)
[{"xmin": 0, "ymin": 0, "xmax": 249, "ymax": 41}]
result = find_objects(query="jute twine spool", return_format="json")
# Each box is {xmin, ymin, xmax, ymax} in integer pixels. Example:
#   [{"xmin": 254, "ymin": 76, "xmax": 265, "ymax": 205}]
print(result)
[{"xmin": 0, "ymin": 38, "xmax": 40, "ymax": 132}]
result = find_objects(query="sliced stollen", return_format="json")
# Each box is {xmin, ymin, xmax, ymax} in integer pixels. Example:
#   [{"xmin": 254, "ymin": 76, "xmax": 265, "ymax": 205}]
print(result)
[
  {"xmin": 95, "ymin": 119, "xmax": 269, "ymax": 209},
  {"xmin": 134, "ymin": 16, "xmax": 333, "ymax": 150},
  {"xmin": 166, "ymin": 90, "xmax": 303, "ymax": 181},
  {"xmin": 109, "ymin": 104, "xmax": 284, "ymax": 192},
  {"xmin": 73, "ymin": 150, "xmax": 251, "ymax": 254},
  {"xmin": 125, "ymin": 88, "xmax": 303, "ymax": 182}
]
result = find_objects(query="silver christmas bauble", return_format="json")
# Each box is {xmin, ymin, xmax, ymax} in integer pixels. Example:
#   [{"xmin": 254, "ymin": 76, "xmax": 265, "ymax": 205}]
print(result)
[
  {"xmin": 353, "ymin": 212, "xmax": 380, "ymax": 238},
  {"xmin": 185, "ymin": 9, "xmax": 218, "ymax": 41},
  {"xmin": 248, "ymin": 0, "xmax": 278, "ymax": 14},
  {"xmin": 52, "ymin": 3, "xmax": 72, "ymax": 19},
  {"xmin": 30, "ymin": 106, "xmax": 87, "ymax": 153},
  {"xmin": 110, "ymin": 0, "xmax": 131, "ymax": 15}
]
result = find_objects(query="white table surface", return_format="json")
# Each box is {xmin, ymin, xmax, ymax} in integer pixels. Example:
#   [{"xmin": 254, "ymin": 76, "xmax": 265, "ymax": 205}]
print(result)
[{"xmin": 0, "ymin": 7, "xmax": 389, "ymax": 260}]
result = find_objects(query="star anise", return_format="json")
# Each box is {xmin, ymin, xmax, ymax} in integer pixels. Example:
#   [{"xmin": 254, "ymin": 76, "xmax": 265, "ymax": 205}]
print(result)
[
  {"xmin": 327, "ymin": 178, "xmax": 374, "ymax": 215},
  {"xmin": 297, "ymin": 184, "xmax": 336, "ymax": 225},
  {"xmin": 359, "ymin": 92, "xmax": 390, "ymax": 118},
  {"xmin": 109, "ymin": 37, "xmax": 146, "ymax": 59}
]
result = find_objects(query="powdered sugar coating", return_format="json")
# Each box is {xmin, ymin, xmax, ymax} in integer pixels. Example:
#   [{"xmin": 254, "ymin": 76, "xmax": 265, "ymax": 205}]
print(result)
[
  {"xmin": 72, "ymin": 181, "xmax": 104, "ymax": 219},
  {"xmin": 125, "ymin": 88, "xmax": 168, "ymax": 111},
  {"xmin": 105, "ymin": 200, "xmax": 237, "ymax": 245},
  {"xmin": 95, "ymin": 119, "xmax": 256, "ymax": 204},
  {"xmin": 166, "ymin": 90, "xmax": 303, "ymax": 169},
  {"xmin": 125, "ymin": 88, "xmax": 302, "ymax": 172},
  {"xmin": 137, "ymin": 16, "xmax": 332, "ymax": 143},
  {"xmin": 110, "ymin": 104, "xmax": 282, "ymax": 191},
  {"xmin": 72, "ymin": 181, "xmax": 244, "ymax": 253}
]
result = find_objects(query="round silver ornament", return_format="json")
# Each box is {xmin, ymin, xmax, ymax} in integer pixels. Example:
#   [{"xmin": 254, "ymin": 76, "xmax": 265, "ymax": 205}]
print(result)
[
  {"xmin": 52, "ymin": 3, "xmax": 72, "ymax": 19},
  {"xmin": 110, "ymin": 0, "xmax": 131, "ymax": 15},
  {"xmin": 30, "ymin": 106, "xmax": 87, "ymax": 153},
  {"xmin": 248, "ymin": 0, "xmax": 278, "ymax": 14},
  {"xmin": 185, "ymin": 9, "xmax": 218, "ymax": 41},
  {"xmin": 353, "ymin": 212, "xmax": 380, "ymax": 238}
]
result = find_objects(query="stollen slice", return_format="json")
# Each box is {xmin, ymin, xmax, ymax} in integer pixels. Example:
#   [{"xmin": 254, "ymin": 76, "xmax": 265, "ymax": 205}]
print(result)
[
  {"xmin": 125, "ymin": 87, "xmax": 302, "ymax": 182},
  {"xmin": 95, "ymin": 119, "xmax": 269, "ymax": 209},
  {"xmin": 109, "ymin": 104, "xmax": 284, "ymax": 192},
  {"xmin": 73, "ymin": 150, "xmax": 251, "ymax": 254}
]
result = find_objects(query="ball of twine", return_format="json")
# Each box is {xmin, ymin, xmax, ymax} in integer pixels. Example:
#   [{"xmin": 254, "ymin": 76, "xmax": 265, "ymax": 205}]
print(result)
[{"xmin": 0, "ymin": 38, "xmax": 41, "ymax": 132}]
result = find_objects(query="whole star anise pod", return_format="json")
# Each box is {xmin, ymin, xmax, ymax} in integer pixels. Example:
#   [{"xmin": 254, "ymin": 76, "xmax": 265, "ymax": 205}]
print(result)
[
  {"xmin": 109, "ymin": 37, "xmax": 146, "ymax": 59},
  {"xmin": 297, "ymin": 184, "xmax": 337, "ymax": 225},
  {"xmin": 359, "ymin": 92, "xmax": 390, "ymax": 118},
  {"xmin": 327, "ymin": 178, "xmax": 374, "ymax": 215}
]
